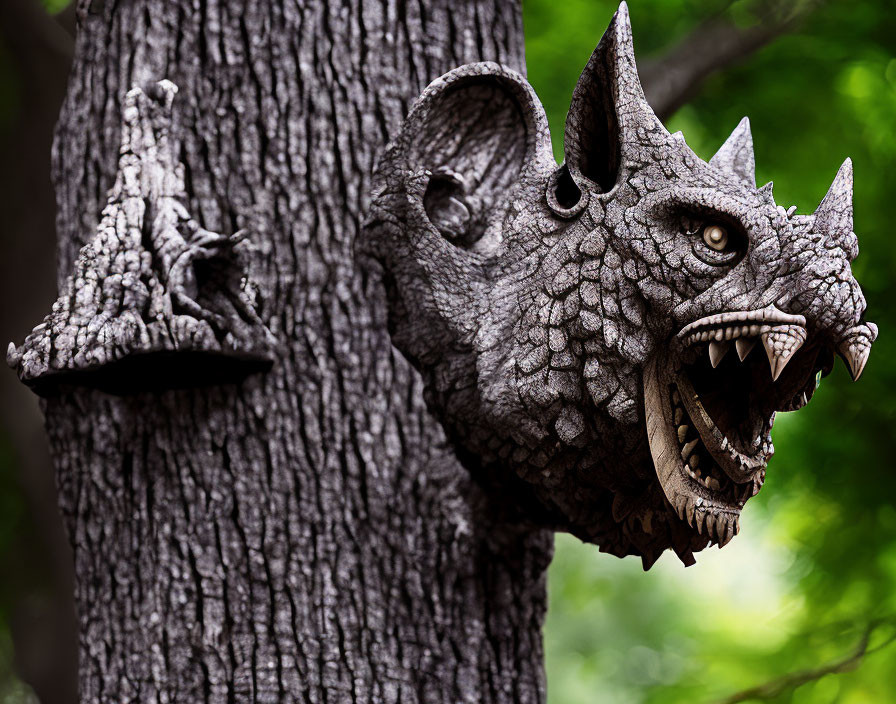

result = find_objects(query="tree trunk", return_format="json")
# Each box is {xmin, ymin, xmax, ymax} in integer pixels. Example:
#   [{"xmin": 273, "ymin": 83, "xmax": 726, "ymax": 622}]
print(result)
[{"xmin": 34, "ymin": 0, "xmax": 553, "ymax": 701}]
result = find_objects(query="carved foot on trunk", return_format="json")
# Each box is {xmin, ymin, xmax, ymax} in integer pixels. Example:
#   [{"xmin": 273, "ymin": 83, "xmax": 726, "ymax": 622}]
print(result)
[{"xmin": 7, "ymin": 80, "xmax": 274, "ymax": 395}]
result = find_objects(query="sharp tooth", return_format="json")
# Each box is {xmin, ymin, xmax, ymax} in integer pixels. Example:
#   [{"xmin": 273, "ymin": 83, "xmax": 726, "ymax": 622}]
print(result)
[
  {"xmin": 734, "ymin": 516, "xmax": 741, "ymax": 535},
  {"xmin": 673, "ymin": 407, "xmax": 683, "ymax": 424},
  {"xmin": 6, "ymin": 342, "xmax": 20, "ymax": 369},
  {"xmin": 689, "ymin": 454, "xmax": 700, "ymax": 469},
  {"xmin": 839, "ymin": 334, "xmax": 872, "ymax": 381},
  {"xmin": 695, "ymin": 509, "xmax": 707, "ymax": 534},
  {"xmin": 707, "ymin": 514, "xmax": 720, "ymax": 542},
  {"xmin": 760, "ymin": 325, "xmax": 807, "ymax": 381},
  {"xmin": 671, "ymin": 389, "xmax": 681, "ymax": 404},
  {"xmin": 677, "ymin": 425, "xmax": 689, "ymax": 443},
  {"xmin": 718, "ymin": 521, "xmax": 734, "ymax": 547},
  {"xmin": 709, "ymin": 340, "xmax": 729, "ymax": 368},
  {"xmin": 735, "ymin": 337, "xmax": 756, "ymax": 361},
  {"xmin": 685, "ymin": 498, "xmax": 696, "ymax": 528},
  {"xmin": 706, "ymin": 476, "xmax": 720, "ymax": 491},
  {"xmin": 682, "ymin": 439, "xmax": 699, "ymax": 460},
  {"xmin": 800, "ymin": 392, "xmax": 808, "ymax": 407}
]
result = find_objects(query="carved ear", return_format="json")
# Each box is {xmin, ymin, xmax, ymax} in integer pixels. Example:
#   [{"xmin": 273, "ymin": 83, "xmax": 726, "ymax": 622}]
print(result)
[
  {"xmin": 710, "ymin": 117, "xmax": 756, "ymax": 187},
  {"xmin": 564, "ymin": 2, "xmax": 666, "ymax": 193},
  {"xmin": 397, "ymin": 63, "xmax": 552, "ymax": 252}
]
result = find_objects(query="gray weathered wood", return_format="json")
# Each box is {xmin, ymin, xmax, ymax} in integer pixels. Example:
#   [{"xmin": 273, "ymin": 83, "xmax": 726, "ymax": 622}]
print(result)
[
  {"xmin": 364, "ymin": 3, "xmax": 874, "ymax": 570},
  {"xmin": 14, "ymin": 1, "xmax": 553, "ymax": 701},
  {"xmin": 7, "ymin": 0, "xmax": 875, "ymax": 701}
]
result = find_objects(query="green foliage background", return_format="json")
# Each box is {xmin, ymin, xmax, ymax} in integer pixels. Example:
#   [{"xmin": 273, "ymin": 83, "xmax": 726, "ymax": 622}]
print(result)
[
  {"xmin": 0, "ymin": 0, "xmax": 894, "ymax": 702},
  {"xmin": 523, "ymin": 1, "xmax": 896, "ymax": 702}
]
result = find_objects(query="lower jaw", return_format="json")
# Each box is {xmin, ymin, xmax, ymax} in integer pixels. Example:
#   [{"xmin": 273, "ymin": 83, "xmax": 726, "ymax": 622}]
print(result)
[{"xmin": 643, "ymin": 356, "xmax": 764, "ymax": 547}]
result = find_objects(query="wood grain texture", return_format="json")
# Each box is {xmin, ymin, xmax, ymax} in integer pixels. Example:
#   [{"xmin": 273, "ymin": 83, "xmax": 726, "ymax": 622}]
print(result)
[{"xmin": 36, "ymin": 1, "xmax": 553, "ymax": 701}]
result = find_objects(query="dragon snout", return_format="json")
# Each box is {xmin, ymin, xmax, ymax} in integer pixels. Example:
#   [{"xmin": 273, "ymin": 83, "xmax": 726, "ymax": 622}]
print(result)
[
  {"xmin": 778, "ymin": 262, "xmax": 876, "ymax": 381},
  {"xmin": 779, "ymin": 157, "xmax": 877, "ymax": 380}
]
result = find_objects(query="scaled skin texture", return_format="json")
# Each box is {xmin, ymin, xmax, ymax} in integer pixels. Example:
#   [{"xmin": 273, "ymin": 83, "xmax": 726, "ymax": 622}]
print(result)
[{"xmin": 364, "ymin": 2, "xmax": 876, "ymax": 568}]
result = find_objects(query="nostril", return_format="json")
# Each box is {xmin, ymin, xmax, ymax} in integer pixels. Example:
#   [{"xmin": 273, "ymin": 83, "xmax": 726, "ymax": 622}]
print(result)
[{"xmin": 774, "ymin": 295, "xmax": 805, "ymax": 319}]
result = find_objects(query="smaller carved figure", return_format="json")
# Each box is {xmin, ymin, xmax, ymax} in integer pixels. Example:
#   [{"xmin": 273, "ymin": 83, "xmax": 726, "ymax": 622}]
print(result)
[{"xmin": 9, "ymin": 80, "xmax": 272, "ymax": 394}]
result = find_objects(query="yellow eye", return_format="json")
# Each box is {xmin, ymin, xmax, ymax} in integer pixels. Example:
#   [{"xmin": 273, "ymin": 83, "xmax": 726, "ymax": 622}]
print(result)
[{"xmin": 703, "ymin": 224, "xmax": 728, "ymax": 251}]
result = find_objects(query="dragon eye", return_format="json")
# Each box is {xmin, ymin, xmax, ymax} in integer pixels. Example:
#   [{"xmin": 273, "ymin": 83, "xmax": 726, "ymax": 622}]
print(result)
[{"xmin": 703, "ymin": 224, "xmax": 729, "ymax": 251}]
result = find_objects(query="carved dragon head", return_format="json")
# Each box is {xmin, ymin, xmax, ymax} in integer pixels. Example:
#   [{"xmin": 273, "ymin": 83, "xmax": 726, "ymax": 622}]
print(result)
[{"xmin": 364, "ymin": 2, "xmax": 876, "ymax": 567}]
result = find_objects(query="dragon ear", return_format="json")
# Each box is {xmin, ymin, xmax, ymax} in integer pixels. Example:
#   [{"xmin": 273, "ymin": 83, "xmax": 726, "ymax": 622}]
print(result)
[
  {"xmin": 394, "ymin": 63, "xmax": 552, "ymax": 253},
  {"xmin": 710, "ymin": 117, "xmax": 756, "ymax": 187},
  {"xmin": 564, "ymin": 2, "xmax": 667, "ymax": 194}
]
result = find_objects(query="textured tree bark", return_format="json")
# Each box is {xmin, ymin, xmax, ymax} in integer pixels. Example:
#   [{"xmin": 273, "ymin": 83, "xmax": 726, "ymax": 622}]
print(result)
[{"xmin": 39, "ymin": 1, "xmax": 553, "ymax": 701}]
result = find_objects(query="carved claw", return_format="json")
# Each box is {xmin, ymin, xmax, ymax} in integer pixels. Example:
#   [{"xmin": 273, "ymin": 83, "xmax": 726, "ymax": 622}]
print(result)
[{"xmin": 168, "ymin": 222, "xmax": 264, "ymax": 333}]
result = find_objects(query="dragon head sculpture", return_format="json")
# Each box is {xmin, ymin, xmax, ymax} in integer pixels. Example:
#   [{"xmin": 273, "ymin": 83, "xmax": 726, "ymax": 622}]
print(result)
[{"xmin": 363, "ymin": 2, "xmax": 876, "ymax": 567}]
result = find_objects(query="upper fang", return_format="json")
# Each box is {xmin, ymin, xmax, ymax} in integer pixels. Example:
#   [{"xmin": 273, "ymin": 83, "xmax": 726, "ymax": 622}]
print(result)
[
  {"xmin": 709, "ymin": 340, "xmax": 729, "ymax": 368},
  {"xmin": 735, "ymin": 337, "xmax": 756, "ymax": 361},
  {"xmin": 760, "ymin": 325, "xmax": 807, "ymax": 381}
]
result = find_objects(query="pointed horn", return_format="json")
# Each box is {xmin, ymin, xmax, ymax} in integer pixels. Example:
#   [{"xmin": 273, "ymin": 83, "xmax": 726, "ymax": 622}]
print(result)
[
  {"xmin": 564, "ymin": 2, "xmax": 667, "ymax": 192},
  {"xmin": 710, "ymin": 117, "xmax": 756, "ymax": 187},
  {"xmin": 838, "ymin": 322, "xmax": 876, "ymax": 381},
  {"xmin": 814, "ymin": 158, "xmax": 855, "ymax": 256}
]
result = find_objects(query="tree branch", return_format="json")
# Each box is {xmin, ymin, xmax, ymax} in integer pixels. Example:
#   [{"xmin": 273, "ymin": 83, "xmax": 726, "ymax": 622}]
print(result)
[
  {"xmin": 641, "ymin": 0, "xmax": 823, "ymax": 121},
  {"xmin": 715, "ymin": 618, "xmax": 896, "ymax": 703}
]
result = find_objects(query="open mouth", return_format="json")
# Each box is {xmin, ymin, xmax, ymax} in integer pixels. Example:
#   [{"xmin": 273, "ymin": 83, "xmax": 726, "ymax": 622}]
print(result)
[{"xmin": 644, "ymin": 306, "xmax": 834, "ymax": 546}]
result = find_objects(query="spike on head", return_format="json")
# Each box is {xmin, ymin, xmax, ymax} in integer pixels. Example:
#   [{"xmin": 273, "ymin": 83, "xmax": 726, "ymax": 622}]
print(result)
[
  {"xmin": 815, "ymin": 158, "xmax": 856, "ymax": 259},
  {"xmin": 710, "ymin": 117, "xmax": 756, "ymax": 187}
]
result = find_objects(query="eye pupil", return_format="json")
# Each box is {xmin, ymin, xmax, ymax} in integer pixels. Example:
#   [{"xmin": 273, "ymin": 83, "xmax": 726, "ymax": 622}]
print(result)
[{"xmin": 704, "ymin": 224, "xmax": 728, "ymax": 251}]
